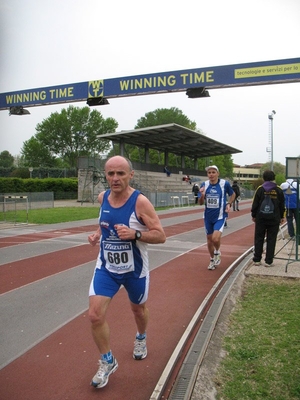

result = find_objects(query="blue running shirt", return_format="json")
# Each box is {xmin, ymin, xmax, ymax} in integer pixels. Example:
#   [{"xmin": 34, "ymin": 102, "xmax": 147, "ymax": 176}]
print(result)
[
  {"xmin": 200, "ymin": 179, "xmax": 234, "ymax": 222},
  {"xmin": 97, "ymin": 189, "xmax": 148, "ymax": 279}
]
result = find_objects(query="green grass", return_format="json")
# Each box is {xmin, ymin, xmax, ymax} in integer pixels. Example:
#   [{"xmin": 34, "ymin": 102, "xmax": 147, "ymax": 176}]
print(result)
[
  {"xmin": 216, "ymin": 276, "xmax": 300, "ymax": 400},
  {"xmin": 0, "ymin": 205, "xmax": 173, "ymax": 225},
  {"xmin": 1, "ymin": 207, "xmax": 100, "ymax": 224}
]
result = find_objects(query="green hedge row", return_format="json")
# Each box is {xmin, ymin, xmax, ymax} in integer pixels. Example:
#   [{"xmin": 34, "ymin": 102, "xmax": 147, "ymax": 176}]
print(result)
[
  {"xmin": 0, "ymin": 178, "xmax": 78, "ymax": 200},
  {"xmin": 0, "ymin": 167, "xmax": 77, "ymax": 178}
]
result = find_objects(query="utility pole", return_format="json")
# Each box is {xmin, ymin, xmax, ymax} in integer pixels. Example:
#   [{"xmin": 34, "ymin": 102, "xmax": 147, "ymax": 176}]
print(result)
[{"xmin": 268, "ymin": 110, "xmax": 276, "ymax": 171}]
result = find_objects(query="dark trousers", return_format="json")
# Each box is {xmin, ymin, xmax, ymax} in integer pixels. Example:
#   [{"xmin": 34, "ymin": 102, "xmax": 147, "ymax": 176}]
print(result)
[
  {"xmin": 286, "ymin": 208, "xmax": 297, "ymax": 237},
  {"xmin": 253, "ymin": 220, "xmax": 280, "ymax": 264},
  {"xmin": 233, "ymin": 199, "xmax": 239, "ymax": 211}
]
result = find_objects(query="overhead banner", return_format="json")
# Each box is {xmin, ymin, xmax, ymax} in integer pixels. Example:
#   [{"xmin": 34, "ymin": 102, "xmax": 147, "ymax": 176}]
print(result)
[{"xmin": 0, "ymin": 57, "xmax": 299, "ymax": 110}]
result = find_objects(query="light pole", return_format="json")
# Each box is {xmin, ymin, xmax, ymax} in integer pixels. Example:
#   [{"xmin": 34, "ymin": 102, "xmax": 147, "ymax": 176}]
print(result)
[{"xmin": 268, "ymin": 110, "xmax": 276, "ymax": 171}]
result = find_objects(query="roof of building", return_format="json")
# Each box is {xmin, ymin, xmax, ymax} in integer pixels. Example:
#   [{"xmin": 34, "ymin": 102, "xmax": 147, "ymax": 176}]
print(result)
[
  {"xmin": 234, "ymin": 163, "xmax": 264, "ymax": 168},
  {"xmin": 98, "ymin": 123, "xmax": 242, "ymax": 160}
]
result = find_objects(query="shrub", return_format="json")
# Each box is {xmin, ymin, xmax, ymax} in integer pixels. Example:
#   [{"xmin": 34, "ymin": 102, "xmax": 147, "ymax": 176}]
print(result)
[{"xmin": 0, "ymin": 177, "xmax": 78, "ymax": 199}]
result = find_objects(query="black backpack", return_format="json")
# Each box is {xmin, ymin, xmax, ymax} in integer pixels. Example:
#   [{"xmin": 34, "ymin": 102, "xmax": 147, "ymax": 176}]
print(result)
[{"xmin": 259, "ymin": 194, "xmax": 275, "ymax": 218}]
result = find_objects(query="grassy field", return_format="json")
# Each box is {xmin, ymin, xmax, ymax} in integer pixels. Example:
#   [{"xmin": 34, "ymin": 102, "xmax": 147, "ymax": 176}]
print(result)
[
  {"xmin": 1, "ymin": 207, "xmax": 99, "ymax": 224},
  {"xmin": 0, "ymin": 205, "xmax": 171, "ymax": 225},
  {"xmin": 215, "ymin": 276, "xmax": 300, "ymax": 400}
]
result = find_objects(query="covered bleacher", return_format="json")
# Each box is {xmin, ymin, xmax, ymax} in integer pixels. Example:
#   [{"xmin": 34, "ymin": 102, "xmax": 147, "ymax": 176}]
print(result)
[
  {"xmin": 79, "ymin": 124, "xmax": 242, "ymax": 206},
  {"xmin": 98, "ymin": 123, "xmax": 241, "ymax": 171}
]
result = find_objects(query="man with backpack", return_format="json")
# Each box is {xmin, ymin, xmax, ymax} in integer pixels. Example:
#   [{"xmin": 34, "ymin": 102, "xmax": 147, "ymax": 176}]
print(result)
[{"xmin": 251, "ymin": 170, "xmax": 285, "ymax": 267}]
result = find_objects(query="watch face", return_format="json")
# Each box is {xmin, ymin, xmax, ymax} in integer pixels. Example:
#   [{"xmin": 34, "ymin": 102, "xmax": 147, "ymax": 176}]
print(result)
[{"xmin": 135, "ymin": 230, "xmax": 141, "ymax": 240}]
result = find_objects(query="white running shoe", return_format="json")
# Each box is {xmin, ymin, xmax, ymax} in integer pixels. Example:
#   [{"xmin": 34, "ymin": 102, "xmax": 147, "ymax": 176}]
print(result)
[
  {"xmin": 265, "ymin": 262, "xmax": 274, "ymax": 267},
  {"xmin": 214, "ymin": 251, "xmax": 221, "ymax": 266},
  {"xmin": 208, "ymin": 259, "xmax": 216, "ymax": 270},
  {"xmin": 91, "ymin": 357, "xmax": 118, "ymax": 388},
  {"xmin": 133, "ymin": 337, "xmax": 147, "ymax": 360}
]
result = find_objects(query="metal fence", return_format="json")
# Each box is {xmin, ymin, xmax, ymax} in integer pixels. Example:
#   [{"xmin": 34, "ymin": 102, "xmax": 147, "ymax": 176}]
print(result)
[{"xmin": 0, "ymin": 192, "xmax": 54, "ymax": 225}]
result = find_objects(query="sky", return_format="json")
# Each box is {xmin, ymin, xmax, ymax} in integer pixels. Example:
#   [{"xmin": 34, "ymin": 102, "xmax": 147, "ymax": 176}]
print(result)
[{"xmin": 0, "ymin": 0, "xmax": 299, "ymax": 167}]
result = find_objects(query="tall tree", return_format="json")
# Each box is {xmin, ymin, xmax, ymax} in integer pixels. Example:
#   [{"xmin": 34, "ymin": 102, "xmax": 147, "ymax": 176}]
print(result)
[
  {"xmin": 135, "ymin": 107, "xmax": 197, "ymax": 130},
  {"xmin": 21, "ymin": 137, "xmax": 57, "ymax": 167},
  {"xmin": 22, "ymin": 106, "xmax": 118, "ymax": 168},
  {"xmin": 0, "ymin": 150, "xmax": 14, "ymax": 167}
]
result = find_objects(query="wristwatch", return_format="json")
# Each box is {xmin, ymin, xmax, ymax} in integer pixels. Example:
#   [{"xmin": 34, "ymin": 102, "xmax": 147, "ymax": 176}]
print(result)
[{"xmin": 135, "ymin": 230, "xmax": 142, "ymax": 240}]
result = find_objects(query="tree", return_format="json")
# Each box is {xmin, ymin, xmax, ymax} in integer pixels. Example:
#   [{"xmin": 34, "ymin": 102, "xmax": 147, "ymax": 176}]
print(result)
[
  {"xmin": 0, "ymin": 150, "xmax": 14, "ymax": 167},
  {"xmin": 21, "ymin": 106, "xmax": 118, "ymax": 168},
  {"xmin": 135, "ymin": 107, "xmax": 197, "ymax": 130},
  {"xmin": 260, "ymin": 161, "xmax": 285, "ymax": 177},
  {"xmin": 22, "ymin": 137, "xmax": 57, "ymax": 167}
]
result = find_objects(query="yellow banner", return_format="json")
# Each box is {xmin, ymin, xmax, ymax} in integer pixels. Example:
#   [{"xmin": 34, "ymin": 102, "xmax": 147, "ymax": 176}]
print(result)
[{"xmin": 234, "ymin": 63, "xmax": 300, "ymax": 79}]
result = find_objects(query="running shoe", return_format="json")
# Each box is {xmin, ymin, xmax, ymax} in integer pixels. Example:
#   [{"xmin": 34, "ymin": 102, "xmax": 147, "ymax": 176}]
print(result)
[
  {"xmin": 253, "ymin": 261, "xmax": 261, "ymax": 266},
  {"xmin": 208, "ymin": 259, "xmax": 216, "ymax": 270},
  {"xmin": 214, "ymin": 251, "xmax": 221, "ymax": 266},
  {"xmin": 265, "ymin": 262, "xmax": 274, "ymax": 267},
  {"xmin": 91, "ymin": 357, "xmax": 118, "ymax": 388},
  {"xmin": 133, "ymin": 337, "xmax": 147, "ymax": 360}
]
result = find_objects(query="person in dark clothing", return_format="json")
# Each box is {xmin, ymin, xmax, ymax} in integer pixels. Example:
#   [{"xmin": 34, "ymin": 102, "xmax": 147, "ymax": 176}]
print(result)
[
  {"xmin": 164, "ymin": 166, "xmax": 171, "ymax": 177},
  {"xmin": 192, "ymin": 183, "xmax": 200, "ymax": 204},
  {"xmin": 231, "ymin": 180, "xmax": 241, "ymax": 211},
  {"xmin": 251, "ymin": 170, "xmax": 285, "ymax": 267}
]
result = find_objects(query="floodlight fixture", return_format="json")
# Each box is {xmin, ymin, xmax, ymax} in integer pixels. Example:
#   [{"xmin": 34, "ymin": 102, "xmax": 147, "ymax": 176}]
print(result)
[
  {"xmin": 268, "ymin": 109, "xmax": 276, "ymax": 120},
  {"xmin": 87, "ymin": 97, "xmax": 110, "ymax": 106},
  {"xmin": 9, "ymin": 106, "xmax": 30, "ymax": 116},
  {"xmin": 186, "ymin": 87, "xmax": 210, "ymax": 98}
]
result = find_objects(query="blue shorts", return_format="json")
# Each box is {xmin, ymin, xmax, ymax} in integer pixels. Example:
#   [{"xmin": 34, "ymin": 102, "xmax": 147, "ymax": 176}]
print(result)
[
  {"xmin": 89, "ymin": 266, "xmax": 149, "ymax": 304},
  {"xmin": 204, "ymin": 217, "xmax": 226, "ymax": 235}
]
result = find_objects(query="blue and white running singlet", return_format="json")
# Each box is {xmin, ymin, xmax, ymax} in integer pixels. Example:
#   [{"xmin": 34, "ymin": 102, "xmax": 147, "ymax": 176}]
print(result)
[
  {"xmin": 200, "ymin": 179, "xmax": 233, "ymax": 222},
  {"xmin": 96, "ymin": 189, "xmax": 148, "ymax": 279}
]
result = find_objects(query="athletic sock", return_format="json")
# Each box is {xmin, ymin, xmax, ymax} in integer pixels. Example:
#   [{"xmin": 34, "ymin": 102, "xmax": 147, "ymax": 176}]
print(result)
[
  {"xmin": 136, "ymin": 332, "xmax": 146, "ymax": 340},
  {"xmin": 101, "ymin": 350, "xmax": 113, "ymax": 363}
]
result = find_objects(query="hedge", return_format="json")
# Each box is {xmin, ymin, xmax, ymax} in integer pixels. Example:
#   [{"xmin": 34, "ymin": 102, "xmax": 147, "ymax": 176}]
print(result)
[{"xmin": 0, "ymin": 178, "xmax": 78, "ymax": 200}]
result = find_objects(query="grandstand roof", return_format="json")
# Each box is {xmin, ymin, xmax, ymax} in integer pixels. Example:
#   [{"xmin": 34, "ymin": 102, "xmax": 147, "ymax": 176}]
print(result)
[{"xmin": 98, "ymin": 123, "xmax": 242, "ymax": 159}]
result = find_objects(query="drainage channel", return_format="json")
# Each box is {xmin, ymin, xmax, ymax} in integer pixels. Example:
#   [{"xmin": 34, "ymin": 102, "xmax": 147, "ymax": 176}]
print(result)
[{"xmin": 150, "ymin": 248, "xmax": 253, "ymax": 400}]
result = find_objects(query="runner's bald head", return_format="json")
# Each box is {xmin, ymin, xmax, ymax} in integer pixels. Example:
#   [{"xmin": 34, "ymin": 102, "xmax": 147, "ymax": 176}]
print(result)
[{"xmin": 105, "ymin": 156, "xmax": 133, "ymax": 171}]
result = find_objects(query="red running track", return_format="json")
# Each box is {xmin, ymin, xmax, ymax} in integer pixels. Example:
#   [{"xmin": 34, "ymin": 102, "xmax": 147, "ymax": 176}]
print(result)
[{"xmin": 0, "ymin": 205, "xmax": 254, "ymax": 400}]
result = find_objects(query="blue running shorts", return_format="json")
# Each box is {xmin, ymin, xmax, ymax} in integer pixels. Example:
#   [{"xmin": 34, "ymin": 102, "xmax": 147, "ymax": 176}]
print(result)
[
  {"xmin": 89, "ymin": 266, "xmax": 149, "ymax": 305},
  {"xmin": 204, "ymin": 217, "xmax": 226, "ymax": 235}
]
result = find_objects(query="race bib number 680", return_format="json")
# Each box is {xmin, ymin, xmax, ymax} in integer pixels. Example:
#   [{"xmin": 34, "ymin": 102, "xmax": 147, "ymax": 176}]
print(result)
[{"xmin": 103, "ymin": 240, "xmax": 134, "ymax": 273}]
